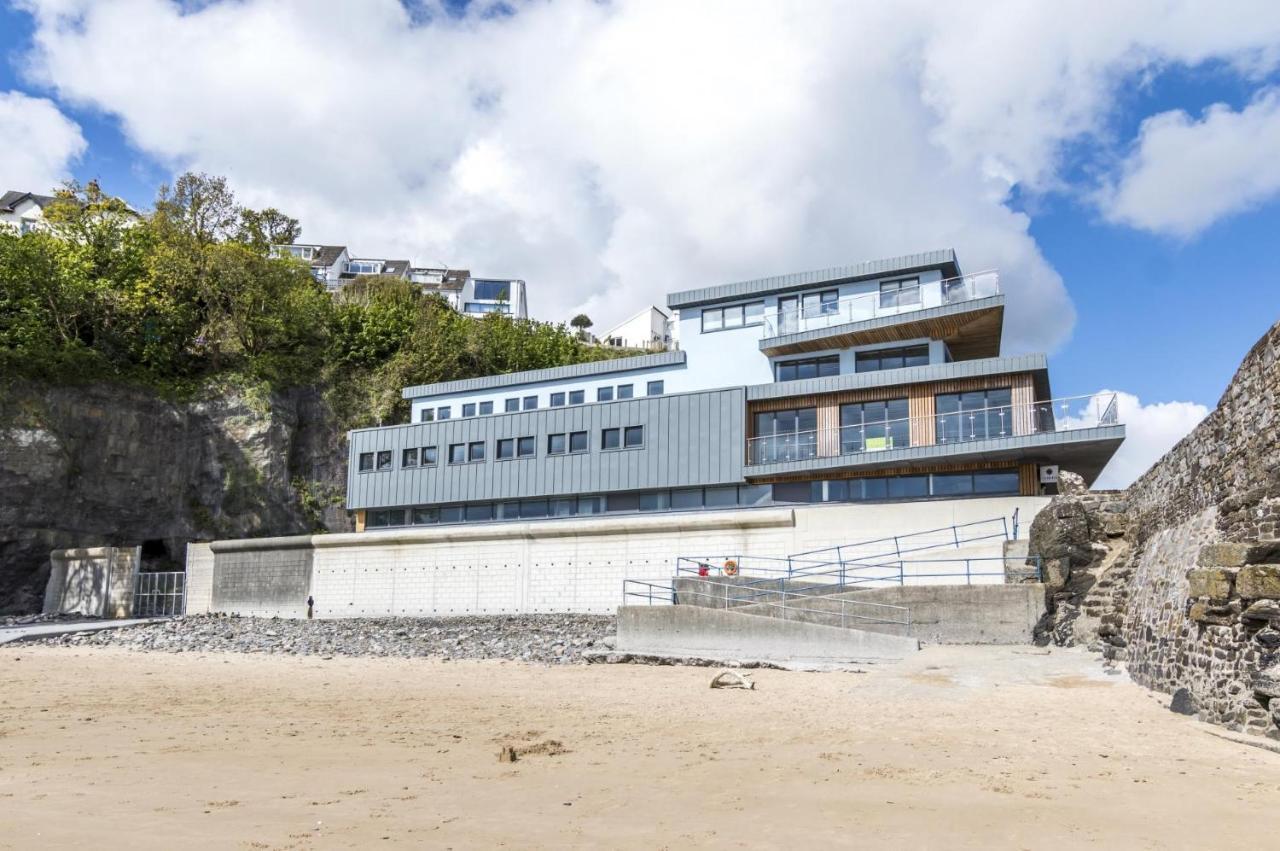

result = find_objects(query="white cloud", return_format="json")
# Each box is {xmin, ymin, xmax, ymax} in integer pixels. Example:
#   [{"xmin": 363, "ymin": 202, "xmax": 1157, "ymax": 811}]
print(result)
[
  {"xmin": 1097, "ymin": 89, "xmax": 1280, "ymax": 237},
  {"xmin": 1086, "ymin": 391, "xmax": 1209, "ymax": 489},
  {"xmin": 10, "ymin": 0, "xmax": 1280, "ymax": 333},
  {"xmin": 0, "ymin": 89, "xmax": 85, "ymax": 194}
]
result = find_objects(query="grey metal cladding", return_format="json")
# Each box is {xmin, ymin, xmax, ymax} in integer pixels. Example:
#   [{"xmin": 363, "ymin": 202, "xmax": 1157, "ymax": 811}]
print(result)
[
  {"xmin": 746, "ymin": 353, "xmax": 1048, "ymax": 400},
  {"xmin": 400, "ymin": 351, "xmax": 686, "ymax": 400},
  {"xmin": 758, "ymin": 295, "xmax": 1005, "ymax": 352},
  {"xmin": 348, "ymin": 387, "xmax": 747, "ymax": 509},
  {"xmin": 666, "ymin": 249, "xmax": 960, "ymax": 309}
]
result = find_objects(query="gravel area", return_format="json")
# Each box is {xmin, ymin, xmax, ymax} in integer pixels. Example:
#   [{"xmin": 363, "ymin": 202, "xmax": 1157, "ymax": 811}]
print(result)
[{"xmin": 31, "ymin": 613, "xmax": 616, "ymax": 663}]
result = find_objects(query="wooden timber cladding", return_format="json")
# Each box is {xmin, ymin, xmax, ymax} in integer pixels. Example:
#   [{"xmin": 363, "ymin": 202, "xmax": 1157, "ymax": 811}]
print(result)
[
  {"xmin": 748, "ymin": 371, "xmax": 1037, "ymax": 450},
  {"xmin": 756, "ymin": 461, "xmax": 1041, "ymax": 496}
]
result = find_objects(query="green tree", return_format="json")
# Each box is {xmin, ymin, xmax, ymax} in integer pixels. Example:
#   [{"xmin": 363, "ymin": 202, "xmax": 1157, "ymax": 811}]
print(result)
[{"xmin": 236, "ymin": 207, "xmax": 301, "ymax": 251}]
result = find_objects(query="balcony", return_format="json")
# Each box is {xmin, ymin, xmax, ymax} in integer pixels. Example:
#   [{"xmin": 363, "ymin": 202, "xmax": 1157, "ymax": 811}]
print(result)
[
  {"xmin": 745, "ymin": 393, "xmax": 1124, "ymax": 484},
  {"xmin": 759, "ymin": 270, "xmax": 1004, "ymax": 359}
]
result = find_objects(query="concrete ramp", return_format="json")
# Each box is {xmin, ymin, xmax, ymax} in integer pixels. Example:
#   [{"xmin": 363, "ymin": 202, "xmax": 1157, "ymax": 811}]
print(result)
[{"xmin": 617, "ymin": 605, "xmax": 920, "ymax": 663}]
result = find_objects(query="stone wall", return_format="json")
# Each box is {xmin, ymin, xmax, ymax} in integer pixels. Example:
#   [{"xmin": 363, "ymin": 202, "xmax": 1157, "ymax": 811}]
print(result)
[{"xmin": 1030, "ymin": 319, "xmax": 1280, "ymax": 739}]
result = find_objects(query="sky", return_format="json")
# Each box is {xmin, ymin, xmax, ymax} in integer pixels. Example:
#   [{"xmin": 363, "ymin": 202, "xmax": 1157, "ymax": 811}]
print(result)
[{"xmin": 2, "ymin": 0, "xmax": 1279, "ymax": 488}]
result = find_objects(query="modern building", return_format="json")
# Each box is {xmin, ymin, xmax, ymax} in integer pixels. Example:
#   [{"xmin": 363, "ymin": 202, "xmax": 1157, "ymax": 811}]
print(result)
[
  {"xmin": 459, "ymin": 277, "xmax": 528, "ymax": 319},
  {"xmin": 600, "ymin": 305, "xmax": 674, "ymax": 351},
  {"xmin": 345, "ymin": 249, "xmax": 1124, "ymax": 530},
  {"xmin": 0, "ymin": 190, "xmax": 60, "ymax": 234}
]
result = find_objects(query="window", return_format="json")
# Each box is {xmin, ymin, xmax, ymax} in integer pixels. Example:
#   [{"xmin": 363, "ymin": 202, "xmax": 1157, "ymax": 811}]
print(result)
[
  {"xmin": 639, "ymin": 492, "xmax": 668, "ymax": 512},
  {"xmin": 879, "ymin": 278, "xmax": 920, "ymax": 309},
  {"xmin": 840, "ymin": 398, "xmax": 909, "ymax": 454},
  {"xmin": 547, "ymin": 433, "xmax": 567, "ymax": 455},
  {"xmin": 602, "ymin": 428, "xmax": 621, "ymax": 450},
  {"xmin": 856, "ymin": 344, "xmax": 930, "ymax": 373},
  {"xmin": 367, "ymin": 508, "xmax": 406, "ymax": 528},
  {"xmin": 705, "ymin": 486, "xmax": 738, "ymax": 507},
  {"xmin": 624, "ymin": 425, "xmax": 644, "ymax": 448},
  {"xmin": 402, "ymin": 448, "xmax": 419, "ymax": 467},
  {"xmin": 523, "ymin": 395, "xmax": 538, "ymax": 411},
  {"xmin": 505, "ymin": 398, "xmax": 520, "ymax": 413},
  {"xmin": 462, "ymin": 403, "xmax": 476, "ymax": 418},
  {"xmin": 569, "ymin": 431, "xmax": 588, "ymax": 453},
  {"xmin": 345, "ymin": 260, "xmax": 383, "ymax": 276},
  {"xmin": 569, "ymin": 389, "xmax": 585, "ymax": 405},
  {"xmin": 497, "ymin": 438, "xmax": 515, "ymax": 460},
  {"xmin": 440, "ymin": 505, "xmax": 464, "ymax": 523},
  {"xmin": 517, "ymin": 436, "xmax": 535, "ymax": 457},
  {"xmin": 801, "ymin": 289, "xmax": 839, "ymax": 318},
  {"xmin": 647, "ymin": 380, "xmax": 665, "ymax": 396},
  {"xmin": 577, "ymin": 496, "xmax": 601, "ymax": 515},
  {"xmin": 617, "ymin": 384, "xmax": 634, "ymax": 399},
  {"xmin": 448, "ymin": 443, "xmax": 466, "ymax": 464},
  {"xmin": 377, "ymin": 451, "xmax": 393, "ymax": 472},
  {"xmin": 751, "ymin": 407, "xmax": 818, "ymax": 463},
  {"xmin": 775, "ymin": 355, "xmax": 840, "ymax": 382},
  {"xmin": 468, "ymin": 441, "xmax": 485, "ymax": 462},
  {"xmin": 520, "ymin": 499, "xmax": 549, "ymax": 519},
  {"xmin": 550, "ymin": 392, "xmax": 566, "ymax": 407},
  {"xmin": 422, "ymin": 446, "xmax": 438, "ymax": 466},
  {"xmin": 473, "ymin": 279, "xmax": 512, "ymax": 301},
  {"xmin": 437, "ymin": 406, "xmax": 451, "ymax": 420},
  {"xmin": 597, "ymin": 386, "xmax": 614, "ymax": 402},
  {"xmin": 935, "ymin": 387, "xmax": 1013, "ymax": 443},
  {"xmin": 701, "ymin": 300, "xmax": 765, "ymax": 333},
  {"xmin": 419, "ymin": 408, "xmax": 435, "ymax": 423},
  {"xmin": 771, "ymin": 482, "xmax": 811, "ymax": 503},
  {"xmin": 671, "ymin": 488, "xmax": 703, "ymax": 509},
  {"xmin": 479, "ymin": 401, "xmax": 493, "ymax": 415},
  {"xmin": 358, "ymin": 452, "xmax": 375, "ymax": 472},
  {"xmin": 465, "ymin": 504, "xmax": 494, "ymax": 522},
  {"xmin": 412, "ymin": 507, "xmax": 438, "ymax": 525},
  {"xmin": 974, "ymin": 470, "xmax": 1020, "ymax": 494},
  {"xmin": 606, "ymin": 492, "xmax": 640, "ymax": 512},
  {"xmin": 464, "ymin": 302, "xmax": 509, "ymax": 314}
]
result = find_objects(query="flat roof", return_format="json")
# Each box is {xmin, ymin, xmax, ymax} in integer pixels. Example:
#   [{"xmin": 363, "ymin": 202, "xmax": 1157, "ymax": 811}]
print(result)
[
  {"xmin": 666, "ymin": 249, "xmax": 961, "ymax": 310},
  {"xmin": 401, "ymin": 350, "xmax": 687, "ymax": 399}
]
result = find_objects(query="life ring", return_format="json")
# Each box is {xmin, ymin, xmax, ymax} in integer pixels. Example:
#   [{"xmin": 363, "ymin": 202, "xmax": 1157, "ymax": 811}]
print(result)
[{"xmin": 723, "ymin": 559, "xmax": 738, "ymax": 577}]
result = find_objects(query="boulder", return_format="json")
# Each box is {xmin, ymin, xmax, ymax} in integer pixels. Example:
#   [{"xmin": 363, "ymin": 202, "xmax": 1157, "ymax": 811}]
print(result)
[
  {"xmin": 1253, "ymin": 666, "xmax": 1280, "ymax": 699},
  {"xmin": 1242, "ymin": 599, "xmax": 1280, "ymax": 623},
  {"xmin": 1237, "ymin": 565, "xmax": 1280, "ymax": 600},
  {"xmin": 1028, "ymin": 497, "xmax": 1097, "ymax": 582},
  {"xmin": 1186, "ymin": 568, "xmax": 1235, "ymax": 601},
  {"xmin": 1170, "ymin": 687, "xmax": 1197, "ymax": 716},
  {"xmin": 1057, "ymin": 470, "xmax": 1088, "ymax": 497},
  {"xmin": 1188, "ymin": 601, "xmax": 1234, "ymax": 626}
]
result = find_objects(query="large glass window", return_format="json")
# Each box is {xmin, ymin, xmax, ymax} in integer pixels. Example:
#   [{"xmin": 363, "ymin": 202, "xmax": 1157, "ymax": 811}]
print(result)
[
  {"xmin": 879, "ymin": 278, "xmax": 920, "ymax": 309},
  {"xmin": 775, "ymin": 355, "xmax": 840, "ymax": 382},
  {"xmin": 473, "ymin": 279, "xmax": 512, "ymax": 301},
  {"xmin": 801, "ymin": 289, "xmax": 839, "ymax": 318},
  {"xmin": 855, "ymin": 344, "xmax": 929, "ymax": 373},
  {"xmin": 935, "ymin": 387, "xmax": 1013, "ymax": 443},
  {"xmin": 751, "ymin": 407, "xmax": 818, "ymax": 463},
  {"xmin": 701, "ymin": 300, "xmax": 764, "ymax": 333},
  {"xmin": 840, "ymin": 398, "xmax": 909, "ymax": 454},
  {"xmin": 465, "ymin": 301, "xmax": 509, "ymax": 315}
]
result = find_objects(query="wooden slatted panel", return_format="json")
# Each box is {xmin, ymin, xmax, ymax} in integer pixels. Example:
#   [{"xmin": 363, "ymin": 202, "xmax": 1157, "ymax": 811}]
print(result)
[{"xmin": 1018, "ymin": 463, "xmax": 1039, "ymax": 496}]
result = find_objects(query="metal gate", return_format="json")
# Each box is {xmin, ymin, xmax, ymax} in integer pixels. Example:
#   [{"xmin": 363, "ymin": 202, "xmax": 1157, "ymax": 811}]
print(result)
[{"xmin": 133, "ymin": 571, "xmax": 186, "ymax": 617}]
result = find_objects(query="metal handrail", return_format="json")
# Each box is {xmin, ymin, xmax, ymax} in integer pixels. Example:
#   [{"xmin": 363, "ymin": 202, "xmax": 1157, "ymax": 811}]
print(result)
[
  {"xmin": 761, "ymin": 269, "xmax": 1000, "ymax": 337},
  {"xmin": 746, "ymin": 392, "xmax": 1119, "ymax": 465}
]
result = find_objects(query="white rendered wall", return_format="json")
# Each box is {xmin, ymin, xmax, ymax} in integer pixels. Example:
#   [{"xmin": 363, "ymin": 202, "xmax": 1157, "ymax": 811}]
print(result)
[
  {"xmin": 203, "ymin": 495, "xmax": 1048, "ymax": 618},
  {"xmin": 184, "ymin": 542, "xmax": 215, "ymax": 614}
]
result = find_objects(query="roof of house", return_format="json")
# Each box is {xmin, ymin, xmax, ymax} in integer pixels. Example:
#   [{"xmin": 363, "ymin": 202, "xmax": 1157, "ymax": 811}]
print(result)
[
  {"xmin": 401, "ymin": 350, "xmax": 687, "ymax": 399},
  {"xmin": 604, "ymin": 305, "xmax": 671, "ymax": 334},
  {"xmin": 665, "ymin": 249, "xmax": 962, "ymax": 310},
  {"xmin": 311, "ymin": 245, "xmax": 348, "ymax": 267},
  {"xmin": 0, "ymin": 191, "xmax": 60, "ymax": 213}
]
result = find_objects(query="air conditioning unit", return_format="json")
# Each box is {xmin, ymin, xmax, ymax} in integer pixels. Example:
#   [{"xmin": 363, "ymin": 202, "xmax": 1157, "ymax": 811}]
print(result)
[{"xmin": 1039, "ymin": 465, "xmax": 1059, "ymax": 484}]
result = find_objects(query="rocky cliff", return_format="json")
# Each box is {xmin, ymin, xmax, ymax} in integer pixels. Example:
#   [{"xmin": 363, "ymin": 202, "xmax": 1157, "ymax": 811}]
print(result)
[{"xmin": 0, "ymin": 381, "xmax": 351, "ymax": 613}]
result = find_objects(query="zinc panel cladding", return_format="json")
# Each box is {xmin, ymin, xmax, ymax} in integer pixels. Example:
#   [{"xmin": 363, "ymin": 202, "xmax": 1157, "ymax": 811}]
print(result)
[
  {"xmin": 347, "ymin": 387, "xmax": 747, "ymax": 509},
  {"xmin": 400, "ymin": 350, "xmax": 686, "ymax": 399},
  {"xmin": 745, "ymin": 354, "xmax": 1048, "ymax": 402}
]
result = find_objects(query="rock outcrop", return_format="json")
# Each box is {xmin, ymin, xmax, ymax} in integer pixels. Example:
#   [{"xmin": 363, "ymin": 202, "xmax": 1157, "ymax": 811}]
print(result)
[{"xmin": 0, "ymin": 381, "xmax": 350, "ymax": 612}]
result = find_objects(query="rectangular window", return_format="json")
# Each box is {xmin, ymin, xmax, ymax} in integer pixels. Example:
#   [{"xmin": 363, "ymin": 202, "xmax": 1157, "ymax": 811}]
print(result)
[
  {"xmin": 547, "ymin": 433, "xmax": 567, "ymax": 455},
  {"xmin": 671, "ymin": 488, "xmax": 703, "ymax": 510},
  {"xmin": 422, "ymin": 446, "xmax": 438, "ymax": 466},
  {"xmin": 464, "ymin": 302, "xmax": 509, "ymax": 315},
  {"xmin": 402, "ymin": 447, "xmax": 419, "ymax": 467},
  {"xmin": 468, "ymin": 441, "xmax": 485, "ymax": 462},
  {"xmin": 701, "ymin": 301, "xmax": 764, "ymax": 333},
  {"xmin": 775, "ymin": 355, "xmax": 840, "ymax": 382},
  {"xmin": 517, "ymin": 435, "xmax": 535, "ymax": 457},
  {"xmin": 638, "ymin": 492, "xmax": 668, "ymax": 512},
  {"xmin": 551, "ymin": 498, "xmax": 575, "ymax": 517},
  {"xmin": 751, "ymin": 407, "xmax": 818, "ymax": 463},
  {"xmin": 771, "ymin": 482, "xmax": 811, "ymax": 504},
  {"xmin": 577, "ymin": 496, "xmax": 601, "ymax": 515},
  {"xmin": 368, "ymin": 509, "xmax": 407, "ymax": 528},
  {"xmin": 523, "ymin": 395, "xmax": 538, "ymax": 411},
  {"xmin": 439, "ymin": 505, "xmax": 464, "ymax": 524},
  {"xmin": 437, "ymin": 406, "xmax": 451, "ymax": 420},
  {"xmin": 802, "ymin": 289, "xmax": 839, "ymax": 318},
  {"xmin": 931, "ymin": 472, "xmax": 974, "ymax": 496},
  {"xmin": 606, "ymin": 492, "xmax": 640, "ymax": 512},
  {"xmin": 888, "ymin": 475, "xmax": 929, "ymax": 499},
  {"xmin": 569, "ymin": 431, "xmax": 588, "ymax": 453},
  {"xmin": 479, "ymin": 401, "xmax": 493, "ymax": 415},
  {"xmin": 497, "ymin": 438, "xmax": 515, "ymax": 460},
  {"xmin": 745, "ymin": 301, "xmax": 765, "ymax": 326},
  {"xmin": 617, "ymin": 384, "xmax": 634, "ymax": 399},
  {"xmin": 647, "ymin": 380, "xmax": 665, "ymax": 396},
  {"xmin": 473, "ymin": 279, "xmax": 512, "ymax": 301},
  {"xmin": 722, "ymin": 304, "xmax": 745, "ymax": 329},
  {"xmin": 358, "ymin": 452, "xmax": 374, "ymax": 472},
  {"xmin": 597, "ymin": 386, "xmax": 614, "ymax": 402},
  {"xmin": 935, "ymin": 387, "xmax": 1014, "ymax": 443},
  {"xmin": 550, "ymin": 392, "xmax": 566, "ymax": 407},
  {"xmin": 624, "ymin": 425, "xmax": 644, "ymax": 448},
  {"xmin": 705, "ymin": 486, "xmax": 739, "ymax": 507},
  {"xmin": 840, "ymin": 398, "xmax": 910, "ymax": 454},
  {"xmin": 505, "ymin": 398, "xmax": 519, "ymax": 412},
  {"xmin": 419, "ymin": 408, "xmax": 434, "ymax": 423},
  {"xmin": 465, "ymin": 503, "xmax": 494, "ymax": 522},
  {"xmin": 462, "ymin": 403, "xmax": 476, "ymax": 418},
  {"xmin": 412, "ymin": 507, "xmax": 438, "ymax": 525},
  {"xmin": 520, "ymin": 499, "xmax": 549, "ymax": 519},
  {"xmin": 601, "ymin": 428, "xmax": 620, "ymax": 450},
  {"xmin": 974, "ymin": 470, "xmax": 1020, "ymax": 495},
  {"xmin": 879, "ymin": 278, "xmax": 921, "ymax": 309},
  {"xmin": 855, "ymin": 344, "xmax": 930, "ymax": 373},
  {"xmin": 701, "ymin": 308, "xmax": 723, "ymax": 333},
  {"xmin": 376, "ymin": 450, "xmax": 393, "ymax": 471},
  {"xmin": 448, "ymin": 443, "xmax": 466, "ymax": 464},
  {"xmin": 569, "ymin": 389, "xmax": 585, "ymax": 405}
]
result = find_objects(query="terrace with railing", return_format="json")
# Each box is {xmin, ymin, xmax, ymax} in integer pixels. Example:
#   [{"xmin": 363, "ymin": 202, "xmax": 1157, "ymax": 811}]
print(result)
[
  {"xmin": 760, "ymin": 269, "xmax": 1001, "ymax": 338},
  {"xmin": 746, "ymin": 392, "xmax": 1119, "ymax": 466}
]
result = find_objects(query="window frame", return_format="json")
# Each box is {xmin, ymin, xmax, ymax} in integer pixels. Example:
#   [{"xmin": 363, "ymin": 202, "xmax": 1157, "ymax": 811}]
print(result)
[
  {"xmin": 419, "ymin": 408, "xmax": 435, "ymax": 423},
  {"xmin": 597, "ymin": 386, "xmax": 614, "ymax": 402},
  {"xmin": 624, "ymin": 425, "xmax": 644, "ymax": 448},
  {"xmin": 461, "ymin": 402, "xmax": 476, "ymax": 418},
  {"xmin": 569, "ymin": 430, "xmax": 589, "ymax": 453},
  {"xmin": 467, "ymin": 441, "xmax": 485, "ymax": 462},
  {"xmin": 617, "ymin": 384, "xmax": 634, "ymax": 399},
  {"xmin": 601, "ymin": 427, "xmax": 621, "ymax": 450},
  {"xmin": 358, "ymin": 452, "xmax": 375, "ymax": 472},
  {"xmin": 550, "ymin": 392, "xmax": 566, "ymax": 407},
  {"xmin": 448, "ymin": 443, "xmax": 466, "ymax": 465},
  {"xmin": 522, "ymin": 395, "xmax": 538, "ymax": 411},
  {"xmin": 437, "ymin": 406, "xmax": 451, "ymax": 420},
  {"xmin": 547, "ymin": 433, "xmax": 567, "ymax": 456},
  {"xmin": 479, "ymin": 401, "xmax": 494, "ymax": 416},
  {"xmin": 504, "ymin": 398, "xmax": 520, "ymax": 413},
  {"xmin": 516, "ymin": 435, "xmax": 536, "ymax": 457},
  {"xmin": 569, "ymin": 389, "xmax": 585, "ymax": 405},
  {"xmin": 879, "ymin": 277, "xmax": 921, "ymax": 309},
  {"xmin": 376, "ymin": 450, "xmax": 393, "ymax": 472},
  {"xmin": 700, "ymin": 300, "xmax": 766, "ymax": 333},
  {"xmin": 646, "ymin": 380, "xmax": 665, "ymax": 396},
  {"xmin": 421, "ymin": 446, "xmax": 438, "ymax": 466},
  {"xmin": 402, "ymin": 447, "xmax": 419, "ymax": 468},
  {"xmin": 496, "ymin": 438, "xmax": 515, "ymax": 460}
]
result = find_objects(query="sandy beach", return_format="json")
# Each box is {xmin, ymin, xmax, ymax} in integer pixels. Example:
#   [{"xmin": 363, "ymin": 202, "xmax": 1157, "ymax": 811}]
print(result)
[{"xmin": 2, "ymin": 644, "xmax": 1278, "ymax": 849}]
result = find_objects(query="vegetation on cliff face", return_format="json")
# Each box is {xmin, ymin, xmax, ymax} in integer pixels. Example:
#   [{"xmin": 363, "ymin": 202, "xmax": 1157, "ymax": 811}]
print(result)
[{"xmin": 0, "ymin": 173, "xmax": 610, "ymax": 427}]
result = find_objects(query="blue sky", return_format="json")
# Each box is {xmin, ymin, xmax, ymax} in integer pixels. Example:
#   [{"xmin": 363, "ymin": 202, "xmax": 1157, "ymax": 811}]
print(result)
[{"xmin": 3, "ymin": 1, "xmax": 1280, "ymax": 485}]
